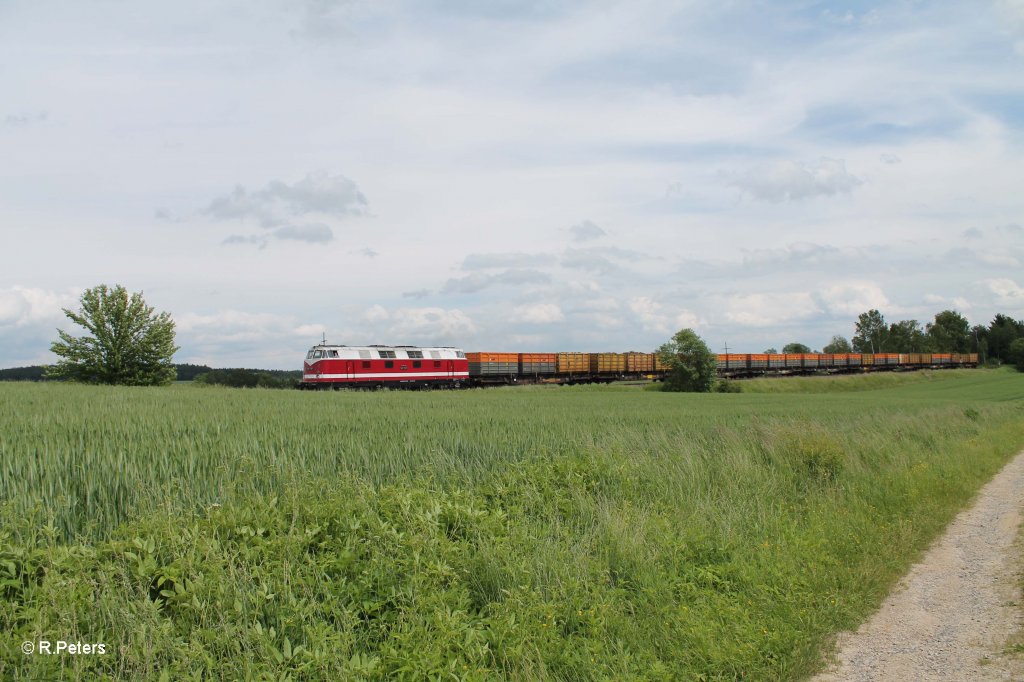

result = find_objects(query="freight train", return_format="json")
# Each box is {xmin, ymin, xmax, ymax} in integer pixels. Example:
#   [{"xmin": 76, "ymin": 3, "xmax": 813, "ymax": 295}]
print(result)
[{"xmin": 299, "ymin": 343, "xmax": 978, "ymax": 389}]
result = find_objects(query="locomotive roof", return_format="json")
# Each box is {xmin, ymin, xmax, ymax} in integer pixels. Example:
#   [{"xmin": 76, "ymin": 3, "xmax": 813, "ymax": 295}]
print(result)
[
  {"xmin": 307, "ymin": 342, "xmax": 460, "ymax": 348},
  {"xmin": 306, "ymin": 343, "xmax": 463, "ymax": 350}
]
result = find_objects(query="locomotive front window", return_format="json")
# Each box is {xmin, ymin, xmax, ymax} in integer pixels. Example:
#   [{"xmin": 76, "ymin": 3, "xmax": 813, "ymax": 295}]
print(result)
[
  {"xmin": 313, "ymin": 350, "xmax": 323, "ymax": 359},
  {"xmin": 456, "ymin": 350, "xmax": 465, "ymax": 358},
  {"xmin": 306, "ymin": 351, "xmax": 314, "ymax": 359}
]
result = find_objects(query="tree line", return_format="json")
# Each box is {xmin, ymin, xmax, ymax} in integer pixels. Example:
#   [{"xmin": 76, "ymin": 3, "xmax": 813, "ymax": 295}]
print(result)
[
  {"xmin": 764, "ymin": 309, "xmax": 1024, "ymax": 365},
  {"xmin": 0, "ymin": 363, "xmax": 302, "ymax": 387}
]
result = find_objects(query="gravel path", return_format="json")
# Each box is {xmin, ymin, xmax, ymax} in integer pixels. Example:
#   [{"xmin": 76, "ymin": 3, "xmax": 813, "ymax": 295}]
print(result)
[{"xmin": 812, "ymin": 450, "xmax": 1024, "ymax": 681}]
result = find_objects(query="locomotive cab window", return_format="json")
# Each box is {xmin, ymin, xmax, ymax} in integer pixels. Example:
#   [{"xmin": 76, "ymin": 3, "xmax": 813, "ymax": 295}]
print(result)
[
  {"xmin": 455, "ymin": 350, "xmax": 465, "ymax": 358},
  {"xmin": 306, "ymin": 351, "xmax": 315, "ymax": 359},
  {"xmin": 313, "ymin": 350, "xmax": 323, "ymax": 359},
  {"xmin": 328, "ymin": 350, "xmax": 339, "ymax": 358}
]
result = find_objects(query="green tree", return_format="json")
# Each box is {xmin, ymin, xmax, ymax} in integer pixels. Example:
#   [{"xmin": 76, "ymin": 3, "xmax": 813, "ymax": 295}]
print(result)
[
  {"xmin": 887, "ymin": 319, "xmax": 930, "ymax": 352},
  {"xmin": 987, "ymin": 314, "xmax": 1024, "ymax": 362},
  {"xmin": 657, "ymin": 328, "xmax": 717, "ymax": 392},
  {"xmin": 926, "ymin": 310, "xmax": 971, "ymax": 352},
  {"xmin": 782, "ymin": 342, "xmax": 811, "ymax": 354},
  {"xmin": 852, "ymin": 309, "xmax": 887, "ymax": 353},
  {"xmin": 47, "ymin": 284, "xmax": 179, "ymax": 386},
  {"xmin": 1009, "ymin": 338, "xmax": 1024, "ymax": 372},
  {"xmin": 822, "ymin": 335, "xmax": 852, "ymax": 353},
  {"xmin": 763, "ymin": 347, "xmax": 778, "ymax": 354}
]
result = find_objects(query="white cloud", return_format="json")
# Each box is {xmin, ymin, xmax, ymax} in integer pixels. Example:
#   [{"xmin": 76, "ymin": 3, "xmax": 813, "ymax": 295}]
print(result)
[
  {"xmin": 996, "ymin": 0, "xmax": 1024, "ymax": 53},
  {"xmin": 629, "ymin": 296, "xmax": 670, "ymax": 333},
  {"xmin": 627, "ymin": 297, "xmax": 701, "ymax": 333},
  {"xmin": 576, "ymin": 297, "xmax": 619, "ymax": 312},
  {"xmin": 176, "ymin": 310, "xmax": 320, "ymax": 344},
  {"xmin": 442, "ymin": 269, "xmax": 551, "ymax": 294},
  {"xmin": 675, "ymin": 311, "xmax": 700, "ymax": 329},
  {"xmin": 984, "ymin": 278, "xmax": 1024, "ymax": 304},
  {"xmin": 729, "ymin": 158, "xmax": 861, "ymax": 202},
  {"xmin": 358, "ymin": 306, "xmax": 477, "ymax": 341},
  {"xmin": 721, "ymin": 293, "xmax": 821, "ymax": 327},
  {"xmin": 0, "ymin": 286, "xmax": 79, "ymax": 328},
  {"xmin": 578, "ymin": 312, "xmax": 624, "ymax": 330},
  {"xmin": 818, "ymin": 282, "xmax": 891, "ymax": 316},
  {"xmin": 512, "ymin": 302, "xmax": 564, "ymax": 323}
]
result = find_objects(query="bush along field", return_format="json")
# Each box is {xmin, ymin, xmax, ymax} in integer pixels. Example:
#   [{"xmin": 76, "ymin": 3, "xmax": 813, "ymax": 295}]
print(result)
[{"xmin": 1, "ymin": 369, "xmax": 1023, "ymax": 680}]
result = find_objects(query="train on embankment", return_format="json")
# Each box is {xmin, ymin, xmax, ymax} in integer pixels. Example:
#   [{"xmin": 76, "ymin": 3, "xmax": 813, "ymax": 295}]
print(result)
[{"xmin": 299, "ymin": 344, "xmax": 978, "ymax": 390}]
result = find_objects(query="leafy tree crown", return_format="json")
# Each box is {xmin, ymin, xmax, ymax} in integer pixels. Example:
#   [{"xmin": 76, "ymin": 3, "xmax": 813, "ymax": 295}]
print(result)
[
  {"xmin": 47, "ymin": 284, "xmax": 179, "ymax": 386},
  {"xmin": 657, "ymin": 328, "xmax": 717, "ymax": 393}
]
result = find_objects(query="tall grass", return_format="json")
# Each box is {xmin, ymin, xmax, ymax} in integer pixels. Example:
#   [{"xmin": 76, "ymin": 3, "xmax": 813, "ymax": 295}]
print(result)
[{"xmin": 1, "ymin": 369, "xmax": 1023, "ymax": 680}]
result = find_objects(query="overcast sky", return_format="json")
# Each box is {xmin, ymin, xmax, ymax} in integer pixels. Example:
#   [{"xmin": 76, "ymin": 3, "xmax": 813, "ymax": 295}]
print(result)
[{"xmin": 2, "ymin": 0, "xmax": 1023, "ymax": 369}]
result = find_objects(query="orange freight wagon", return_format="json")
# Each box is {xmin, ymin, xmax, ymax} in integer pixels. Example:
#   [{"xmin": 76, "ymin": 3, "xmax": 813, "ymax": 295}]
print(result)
[
  {"xmin": 557, "ymin": 352, "xmax": 589, "ymax": 374},
  {"xmin": 800, "ymin": 353, "xmax": 820, "ymax": 368},
  {"xmin": 519, "ymin": 353, "xmax": 556, "ymax": 375},
  {"xmin": 590, "ymin": 353, "xmax": 626, "ymax": 373},
  {"xmin": 624, "ymin": 352, "xmax": 654, "ymax": 372},
  {"xmin": 467, "ymin": 352, "xmax": 518, "ymax": 376},
  {"xmin": 717, "ymin": 354, "xmax": 749, "ymax": 370}
]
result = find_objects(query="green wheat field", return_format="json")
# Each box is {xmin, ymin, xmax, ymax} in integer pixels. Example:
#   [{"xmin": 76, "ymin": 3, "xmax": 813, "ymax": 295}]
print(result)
[{"xmin": 2, "ymin": 369, "xmax": 1023, "ymax": 680}]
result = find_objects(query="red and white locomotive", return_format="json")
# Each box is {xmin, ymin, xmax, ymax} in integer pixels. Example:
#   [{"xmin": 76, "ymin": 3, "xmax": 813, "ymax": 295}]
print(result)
[{"xmin": 300, "ymin": 343, "xmax": 469, "ymax": 389}]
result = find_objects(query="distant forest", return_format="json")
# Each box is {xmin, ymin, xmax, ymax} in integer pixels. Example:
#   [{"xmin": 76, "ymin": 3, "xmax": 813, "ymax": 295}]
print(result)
[{"xmin": 0, "ymin": 364, "xmax": 302, "ymax": 388}]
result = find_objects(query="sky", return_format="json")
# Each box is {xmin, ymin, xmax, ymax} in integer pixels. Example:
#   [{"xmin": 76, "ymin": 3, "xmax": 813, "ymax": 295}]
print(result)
[{"xmin": 1, "ymin": 0, "xmax": 1023, "ymax": 369}]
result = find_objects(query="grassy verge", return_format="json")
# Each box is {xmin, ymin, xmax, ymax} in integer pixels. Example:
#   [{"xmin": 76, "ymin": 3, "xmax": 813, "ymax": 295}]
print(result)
[
  {"xmin": 739, "ymin": 368, "xmax": 980, "ymax": 393},
  {"xmin": 1, "ymin": 369, "xmax": 1022, "ymax": 680}
]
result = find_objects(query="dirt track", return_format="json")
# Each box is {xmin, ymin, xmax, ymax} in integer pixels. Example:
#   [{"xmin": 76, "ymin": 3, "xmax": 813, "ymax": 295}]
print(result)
[{"xmin": 812, "ymin": 451, "xmax": 1024, "ymax": 681}]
